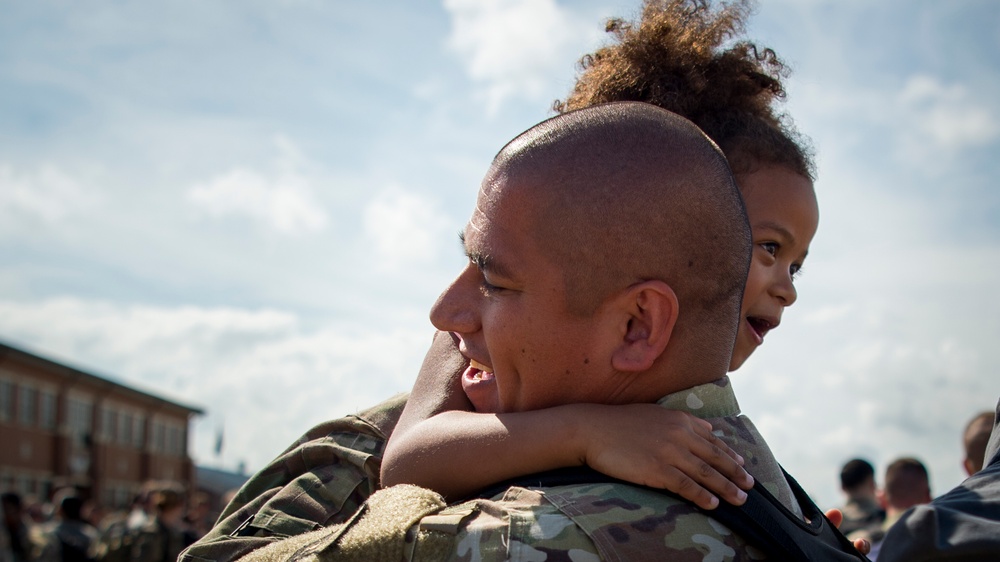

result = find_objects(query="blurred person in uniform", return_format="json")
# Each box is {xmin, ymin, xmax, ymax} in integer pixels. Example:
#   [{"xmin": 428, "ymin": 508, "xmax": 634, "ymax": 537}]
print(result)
[
  {"xmin": 850, "ymin": 457, "xmax": 931, "ymax": 560},
  {"xmin": 838, "ymin": 458, "xmax": 885, "ymax": 536},
  {"xmin": 127, "ymin": 486, "xmax": 191, "ymax": 562},
  {"xmin": 32, "ymin": 491, "xmax": 98, "ymax": 562}
]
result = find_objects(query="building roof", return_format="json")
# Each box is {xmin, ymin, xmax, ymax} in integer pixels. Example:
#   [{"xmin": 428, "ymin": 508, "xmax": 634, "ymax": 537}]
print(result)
[
  {"xmin": 195, "ymin": 465, "xmax": 250, "ymax": 496},
  {"xmin": 0, "ymin": 340, "xmax": 204, "ymax": 416}
]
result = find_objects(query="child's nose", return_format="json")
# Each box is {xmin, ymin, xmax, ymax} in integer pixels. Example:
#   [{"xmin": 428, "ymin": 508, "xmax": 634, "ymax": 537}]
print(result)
[
  {"xmin": 771, "ymin": 269, "xmax": 798, "ymax": 306},
  {"xmin": 430, "ymin": 265, "xmax": 481, "ymax": 334}
]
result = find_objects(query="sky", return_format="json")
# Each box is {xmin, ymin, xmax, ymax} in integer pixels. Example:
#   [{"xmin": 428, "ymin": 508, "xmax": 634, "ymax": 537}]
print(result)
[{"xmin": 1, "ymin": 0, "xmax": 998, "ymax": 510}]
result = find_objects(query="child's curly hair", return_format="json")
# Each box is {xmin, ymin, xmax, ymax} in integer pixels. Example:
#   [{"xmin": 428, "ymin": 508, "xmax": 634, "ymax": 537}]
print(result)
[{"xmin": 555, "ymin": 0, "xmax": 814, "ymax": 181}]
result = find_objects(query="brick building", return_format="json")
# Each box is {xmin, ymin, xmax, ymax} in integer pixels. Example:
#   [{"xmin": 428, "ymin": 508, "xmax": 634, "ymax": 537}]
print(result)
[{"xmin": 0, "ymin": 341, "xmax": 202, "ymax": 508}]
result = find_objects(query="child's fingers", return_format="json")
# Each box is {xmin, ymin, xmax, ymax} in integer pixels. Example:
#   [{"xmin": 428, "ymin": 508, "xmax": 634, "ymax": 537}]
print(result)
[
  {"xmin": 685, "ymin": 457, "xmax": 749, "ymax": 507},
  {"xmin": 824, "ymin": 509, "xmax": 870, "ymax": 555},
  {"xmin": 691, "ymin": 419, "xmax": 745, "ymax": 467},
  {"xmin": 824, "ymin": 508, "xmax": 844, "ymax": 528},
  {"xmin": 649, "ymin": 464, "xmax": 747, "ymax": 510},
  {"xmin": 637, "ymin": 439, "xmax": 749, "ymax": 508},
  {"xmin": 688, "ymin": 426, "xmax": 754, "ymax": 491},
  {"xmin": 653, "ymin": 467, "xmax": 722, "ymax": 510}
]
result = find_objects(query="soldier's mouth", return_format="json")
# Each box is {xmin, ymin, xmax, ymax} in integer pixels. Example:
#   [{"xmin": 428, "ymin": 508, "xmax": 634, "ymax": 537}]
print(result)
[
  {"xmin": 467, "ymin": 359, "xmax": 494, "ymax": 381},
  {"xmin": 462, "ymin": 359, "xmax": 498, "ymax": 413}
]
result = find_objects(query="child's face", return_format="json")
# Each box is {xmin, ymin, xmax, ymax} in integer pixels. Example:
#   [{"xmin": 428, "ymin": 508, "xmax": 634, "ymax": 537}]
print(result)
[{"xmin": 729, "ymin": 165, "xmax": 819, "ymax": 371}]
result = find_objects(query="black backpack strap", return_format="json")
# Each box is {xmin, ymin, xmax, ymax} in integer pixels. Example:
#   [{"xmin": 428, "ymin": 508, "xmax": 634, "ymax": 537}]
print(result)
[
  {"xmin": 708, "ymin": 467, "xmax": 870, "ymax": 561},
  {"xmin": 473, "ymin": 465, "xmax": 870, "ymax": 561}
]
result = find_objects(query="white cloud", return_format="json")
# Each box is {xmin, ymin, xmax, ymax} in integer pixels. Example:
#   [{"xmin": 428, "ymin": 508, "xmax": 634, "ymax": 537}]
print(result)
[
  {"xmin": 187, "ymin": 137, "xmax": 328, "ymax": 235},
  {"xmin": 187, "ymin": 168, "xmax": 327, "ymax": 234},
  {"xmin": 363, "ymin": 188, "xmax": 451, "ymax": 269},
  {"xmin": 898, "ymin": 75, "xmax": 999, "ymax": 151},
  {"xmin": 442, "ymin": 0, "xmax": 602, "ymax": 112},
  {"xmin": 0, "ymin": 163, "xmax": 97, "ymax": 225},
  {"xmin": 792, "ymin": 73, "xmax": 998, "ymax": 180}
]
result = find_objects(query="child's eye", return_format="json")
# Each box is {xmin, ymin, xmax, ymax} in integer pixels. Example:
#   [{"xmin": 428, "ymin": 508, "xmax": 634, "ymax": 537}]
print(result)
[
  {"xmin": 790, "ymin": 263, "xmax": 804, "ymax": 280},
  {"xmin": 759, "ymin": 242, "xmax": 779, "ymax": 256}
]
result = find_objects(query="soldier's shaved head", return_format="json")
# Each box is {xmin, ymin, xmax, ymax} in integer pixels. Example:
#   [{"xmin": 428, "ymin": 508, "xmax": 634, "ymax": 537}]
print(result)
[{"xmin": 484, "ymin": 102, "xmax": 750, "ymax": 381}]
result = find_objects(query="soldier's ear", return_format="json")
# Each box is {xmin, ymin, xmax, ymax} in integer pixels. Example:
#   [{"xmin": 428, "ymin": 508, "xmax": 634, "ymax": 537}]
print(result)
[{"xmin": 610, "ymin": 280, "xmax": 677, "ymax": 372}]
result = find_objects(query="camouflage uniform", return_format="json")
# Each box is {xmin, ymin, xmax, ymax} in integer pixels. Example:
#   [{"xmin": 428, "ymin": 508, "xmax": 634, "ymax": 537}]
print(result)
[
  {"xmin": 237, "ymin": 376, "xmax": 802, "ymax": 562},
  {"xmin": 838, "ymin": 496, "xmax": 884, "ymax": 538},
  {"xmin": 179, "ymin": 393, "xmax": 408, "ymax": 562}
]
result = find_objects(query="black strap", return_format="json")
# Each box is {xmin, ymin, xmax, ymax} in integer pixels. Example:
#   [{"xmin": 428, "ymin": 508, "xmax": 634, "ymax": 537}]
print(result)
[{"xmin": 474, "ymin": 465, "xmax": 870, "ymax": 561}]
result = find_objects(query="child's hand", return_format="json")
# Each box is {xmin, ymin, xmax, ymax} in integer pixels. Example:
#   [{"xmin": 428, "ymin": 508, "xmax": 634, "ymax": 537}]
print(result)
[
  {"xmin": 580, "ymin": 404, "xmax": 754, "ymax": 510},
  {"xmin": 824, "ymin": 508, "xmax": 872, "ymax": 555}
]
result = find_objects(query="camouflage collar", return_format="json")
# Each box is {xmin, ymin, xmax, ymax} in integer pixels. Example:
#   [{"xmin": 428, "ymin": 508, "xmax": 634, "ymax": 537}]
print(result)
[{"xmin": 654, "ymin": 375, "xmax": 740, "ymax": 419}]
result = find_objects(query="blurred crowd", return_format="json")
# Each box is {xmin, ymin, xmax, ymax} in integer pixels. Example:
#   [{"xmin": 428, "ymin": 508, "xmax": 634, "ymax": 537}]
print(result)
[
  {"xmin": 836, "ymin": 409, "xmax": 996, "ymax": 560},
  {"xmin": 1, "ymin": 480, "xmax": 235, "ymax": 562}
]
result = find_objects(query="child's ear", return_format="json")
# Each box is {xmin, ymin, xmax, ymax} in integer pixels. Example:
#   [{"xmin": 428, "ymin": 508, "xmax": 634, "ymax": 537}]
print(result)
[{"xmin": 610, "ymin": 280, "xmax": 678, "ymax": 373}]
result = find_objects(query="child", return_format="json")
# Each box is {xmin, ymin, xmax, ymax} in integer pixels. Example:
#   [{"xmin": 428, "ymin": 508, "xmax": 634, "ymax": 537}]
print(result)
[{"xmin": 381, "ymin": 0, "xmax": 818, "ymax": 509}]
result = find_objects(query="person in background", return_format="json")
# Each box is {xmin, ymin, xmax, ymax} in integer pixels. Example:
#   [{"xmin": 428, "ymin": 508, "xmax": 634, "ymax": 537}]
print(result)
[
  {"xmin": 127, "ymin": 486, "xmax": 191, "ymax": 562},
  {"xmin": 963, "ymin": 410, "xmax": 995, "ymax": 476},
  {"xmin": 850, "ymin": 457, "xmax": 932, "ymax": 560},
  {"xmin": 1, "ymin": 493, "xmax": 32, "ymax": 562},
  {"xmin": 182, "ymin": 492, "xmax": 213, "ymax": 544},
  {"xmin": 838, "ymin": 458, "xmax": 885, "ymax": 536},
  {"xmin": 32, "ymin": 491, "xmax": 99, "ymax": 562}
]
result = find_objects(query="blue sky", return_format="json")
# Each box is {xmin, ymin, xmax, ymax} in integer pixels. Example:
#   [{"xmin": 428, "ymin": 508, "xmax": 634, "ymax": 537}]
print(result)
[{"xmin": 1, "ymin": 0, "xmax": 998, "ymax": 509}]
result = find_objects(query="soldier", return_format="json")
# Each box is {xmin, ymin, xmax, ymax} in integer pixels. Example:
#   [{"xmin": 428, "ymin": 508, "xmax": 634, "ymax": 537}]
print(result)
[
  {"xmin": 241, "ymin": 101, "xmax": 810, "ymax": 561},
  {"xmin": 838, "ymin": 459, "xmax": 885, "ymax": 537},
  {"xmin": 849, "ymin": 458, "xmax": 932, "ymax": 560},
  {"xmin": 32, "ymin": 491, "xmax": 99, "ymax": 562}
]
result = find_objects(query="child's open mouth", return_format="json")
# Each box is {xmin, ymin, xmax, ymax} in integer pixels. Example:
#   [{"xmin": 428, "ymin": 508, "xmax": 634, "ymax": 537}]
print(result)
[{"xmin": 746, "ymin": 316, "xmax": 775, "ymax": 342}]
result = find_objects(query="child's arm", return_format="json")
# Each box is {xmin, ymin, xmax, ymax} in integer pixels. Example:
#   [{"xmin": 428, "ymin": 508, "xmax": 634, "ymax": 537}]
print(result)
[{"xmin": 381, "ymin": 332, "xmax": 754, "ymax": 510}]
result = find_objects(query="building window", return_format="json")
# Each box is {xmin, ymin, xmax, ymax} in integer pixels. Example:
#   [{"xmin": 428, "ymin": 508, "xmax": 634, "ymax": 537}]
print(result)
[
  {"xmin": 166, "ymin": 424, "xmax": 185, "ymax": 456},
  {"xmin": 167, "ymin": 425, "xmax": 178, "ymax": 455},
  {"xmin": 132, "ymin": 415, "xmax": 144, "ymax": 448},
  {"xmin": 100, "ymin": 406, "xmax": 115, "ymax": 442},
  {"xmin": 39, "ymin": 390, "xmax": 56, "ymax": 430},
  {"xmin": 18, "ymin": 386, "xmax": 37, "ymax": 427},
  {"xmin": 67, "ymin": 397, "xmax": 93, "ymax": 435},
  {"xmin": 153, "ymin": 421, "xmax": 165, "ymax": 453},
  {"xmin": 0, "ymin": 379, "xmax": 12, "ymax": 422},
  {"xmin": 118, "ymin": 412, "xmax": 133, "ymax": 445}
]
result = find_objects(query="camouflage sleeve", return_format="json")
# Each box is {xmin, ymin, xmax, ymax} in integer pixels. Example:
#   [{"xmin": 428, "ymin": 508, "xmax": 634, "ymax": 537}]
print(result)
[{"xmin": 179, "ymin": 394, "xmax": 407, "ymax": 562}]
